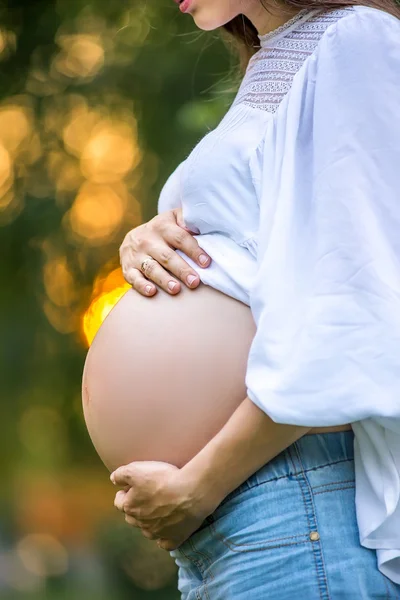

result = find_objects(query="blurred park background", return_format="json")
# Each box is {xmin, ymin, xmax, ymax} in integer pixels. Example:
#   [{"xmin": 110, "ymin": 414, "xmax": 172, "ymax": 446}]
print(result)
[{"xmin": 0, "ymin": 0, "xmax": 241, "ymax": 597}]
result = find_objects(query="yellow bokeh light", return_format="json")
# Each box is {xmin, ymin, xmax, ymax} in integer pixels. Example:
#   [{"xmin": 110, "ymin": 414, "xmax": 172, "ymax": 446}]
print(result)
[
  {"xmin": 53, "ymin": 34, "xmax": 105, "ymax": 80},
  {"xmin": 0, "ymin": 105, "xmax": 33, "ymax": 156},
  {"xmin": 0, "ymin": 187, "xmax": 14, "ymax": 209},
  {"xmin": 0, "ymin": 190, "xmax": 23, "ymax": 226},
  {"xmin": 80, "ymin": 121, "xmax": 141, "ymax": 183},
  {"xmin": 47, "ymin": 151, "xmax": 83, "ymax": 198},
  {"xmin": 0, "ymin": 142, "xmax": 12, "ymax": 189},
  {"xmin": 68, "ymin": 181, "xmax": 128, "ymax": 243},
  {"xmin": 42, "ymin": 301, "xmax": 80, "ymax": 335},
  {"xmin": 82, "ymin": 266, "xmax": 130, "ymax": 346},
  {"xmin": 43, "ymin": 257, "xmax": 77, "ymax": 308},
  {"xmin": 62, "ymin": 101, "xmax": 104, "ymax": 158}
]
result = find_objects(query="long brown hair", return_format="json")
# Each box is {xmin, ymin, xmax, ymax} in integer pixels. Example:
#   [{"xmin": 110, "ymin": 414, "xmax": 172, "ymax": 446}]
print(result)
[{"xmin": 221, "ymin": 0, "xmax": 400, "ymax": 71}]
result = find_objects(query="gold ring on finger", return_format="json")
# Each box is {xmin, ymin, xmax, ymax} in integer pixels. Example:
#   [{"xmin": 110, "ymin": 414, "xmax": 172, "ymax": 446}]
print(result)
[{"xmin": 140, "ymin": 257, "xmax": 156, "ymax": 275}]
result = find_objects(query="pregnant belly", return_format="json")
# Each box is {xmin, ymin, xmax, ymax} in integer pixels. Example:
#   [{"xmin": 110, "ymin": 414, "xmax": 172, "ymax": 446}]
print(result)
[{"xmin": 82, "ymin": 283, "xmax": 257, "ymax": 472}]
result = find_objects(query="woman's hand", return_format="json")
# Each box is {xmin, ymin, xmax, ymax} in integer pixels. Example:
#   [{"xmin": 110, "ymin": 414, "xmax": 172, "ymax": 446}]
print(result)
[
  {"xmin": 119, "ymin": 208, "xmax": 211, "ymax": 297},
  {"xmin": 111, "ymin": 461, "xmax": 220, "ymax": 551}
]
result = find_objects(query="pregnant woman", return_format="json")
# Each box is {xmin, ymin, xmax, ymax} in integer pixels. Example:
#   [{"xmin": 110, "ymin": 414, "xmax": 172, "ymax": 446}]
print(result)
[{"xmin": 84, "ymin": 0, "xmax": 400, "ymax": 597}]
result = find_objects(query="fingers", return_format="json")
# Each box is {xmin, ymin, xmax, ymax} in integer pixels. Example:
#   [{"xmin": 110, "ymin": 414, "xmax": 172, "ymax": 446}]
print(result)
[
  {"xmin": 114, "ymin": 489, "xmax": 126, "ymax": 512},
  {"xmin": 122, "ymin": 267, "xmax": 157, "ymax": 297},
  {"xmin": 165, "ymin": 215, "xmax": 211, "ymax": 269},
  {"xmin": 124, "ymin": 514, "xmax": 141, "ymax": 528},
  {"xmin": 123, "ymin": 251, "xmax": 202, "ymax": 296},
  {"xmin": 119, "ymin": 210, "xmax": 212, "ymax": 297},
  {"xmin": 114, "ymin": 490, "xmax": 141, "ymax": 525},
  {"xmin": 138, "ymin": 253, "xmax": 184, "ymax": 295},
  {"xmin": 113, "ymin": 486, "xmax": 150, "ymax": 534},
  {"xmin": 146, "ymin": 247, "xmax": 202, "ymax": 292},
  {"xmin": 114, "ymin": 498, "xmax": 176, "ymax": 549},
  {"xmin": 157, "ymin": 538, "xmax": 180, "ymax": 551},
  {"xmin": 111, "ymin": 466, "xmax": 132, "ymax": 487},
  {"xmin": 138, "ymin": 528, "xmax": 157, "ymax": 540}
]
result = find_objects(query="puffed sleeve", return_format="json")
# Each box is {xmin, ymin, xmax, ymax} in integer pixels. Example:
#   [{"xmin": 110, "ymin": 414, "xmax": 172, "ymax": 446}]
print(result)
[
  {"xmin": 157, "ymin": 160, "xmax": 185, "ymax": 213},
  {"xmin": 245, "ymin": 8, "xmax": 400, "ymax": 582}
]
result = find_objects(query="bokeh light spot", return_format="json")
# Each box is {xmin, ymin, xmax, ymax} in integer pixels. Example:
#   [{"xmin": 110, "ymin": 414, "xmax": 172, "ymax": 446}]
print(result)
[
  {"xmin": 68, "ymin": 181, "xmax": 128, "ymax": 243},
  {"xmin": 53, "ymin": 34, "xmax": 105, "ymax": 80},
  {"xmin": 80, "ymin": 121, "xmax": 141, "ymax": 183},
  {"xmin": 17, "ymin": 534, "xmax": 68, "ymax": 578},
  {"xmin": 0, "ymin": 105, "xmax": 33, "ymax": 156},
  {"xmin": 82, "ymin": 267, "xmax": 130, "ymax": 346},
  {"xmin": 0, "ymin": 143, "xmax": 12, "ymax": 189},
  {"xmin": 43, "ymin": 257, "xmax": 77, "ymax": 307},
  {"xmin": 83, "ymin": 286, "xmax": 129, "ymax": 346},
  {"xmin": 62, "ymin": 101, "xmax": 103, "ymax": 158}
]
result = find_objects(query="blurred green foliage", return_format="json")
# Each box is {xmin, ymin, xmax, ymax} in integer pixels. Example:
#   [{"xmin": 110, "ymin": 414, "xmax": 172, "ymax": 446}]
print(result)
[{"xmin": 0, "ymin": 0, "xmax": 240, "ymax": 596}]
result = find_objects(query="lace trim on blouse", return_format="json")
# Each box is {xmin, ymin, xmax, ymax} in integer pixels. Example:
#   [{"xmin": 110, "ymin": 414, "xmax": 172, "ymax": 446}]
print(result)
[
  {"xmin": 232, "ymin": 7, "xmax": 355, "ymax": 113},
  {"xmin": 257, "ymin": 7, "xmax": 317, "ymax": 46}
]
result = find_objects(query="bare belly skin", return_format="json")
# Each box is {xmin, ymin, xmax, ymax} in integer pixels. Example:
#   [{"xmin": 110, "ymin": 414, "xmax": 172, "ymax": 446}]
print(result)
[{"xmin": 82, "ymin": 283, "xmax": 351, "ymax": 473}]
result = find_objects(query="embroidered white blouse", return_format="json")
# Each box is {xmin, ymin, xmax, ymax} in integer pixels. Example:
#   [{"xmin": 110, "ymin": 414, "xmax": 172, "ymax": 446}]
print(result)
[{"xmin": 157, "ymin": 5, "xmax": 400, "ymax": 583}]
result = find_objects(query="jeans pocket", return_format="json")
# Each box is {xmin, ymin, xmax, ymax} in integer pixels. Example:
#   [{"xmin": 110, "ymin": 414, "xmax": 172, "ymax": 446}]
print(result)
[{"xmin": 206, "ymin": 476, "xmax": 311, "ymax": 552}]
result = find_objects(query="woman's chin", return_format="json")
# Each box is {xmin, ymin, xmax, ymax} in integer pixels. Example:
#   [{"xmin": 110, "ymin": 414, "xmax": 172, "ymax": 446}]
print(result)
[
  {"xmin": 82, "ymin": 283, "xmax": 256, "ymax": 471},
  {"xmin": 190, "ymin": 6, "xmax": 234, "ymax": 32}
]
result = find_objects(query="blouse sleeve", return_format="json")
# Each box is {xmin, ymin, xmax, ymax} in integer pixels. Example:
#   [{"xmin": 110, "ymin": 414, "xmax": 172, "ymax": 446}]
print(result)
[
  {"xmin": 157, "ymin": 160, "xmax": 185, "ymax": 214},
  {"xmin": 245, "ymin": 8, "xmax": 400, "ymax": 582},
  {"xmin": 245, "ymin": 7, "xmax": 400, "ymax": 427}
]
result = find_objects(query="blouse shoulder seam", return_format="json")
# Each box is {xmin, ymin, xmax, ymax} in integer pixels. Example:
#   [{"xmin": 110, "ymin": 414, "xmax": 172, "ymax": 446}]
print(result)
[
  {"xmin": 311, "ymin": 7, "xmax": 399, "ymax": 53},
  {"xmin": 248, "ymin": 8, "xmax": 363, "ymax": 180},
  {"xmin": 260, "ymin": 8, "xmax": 361, "ymax": 127}
]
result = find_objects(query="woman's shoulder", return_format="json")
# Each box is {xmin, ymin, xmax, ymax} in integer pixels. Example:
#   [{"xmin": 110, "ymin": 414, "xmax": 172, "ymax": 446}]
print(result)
[
  {"xmin": 283, "ymin": 3, "xmax": 400, "ymax": 99},
  {"xmin": 315, "ymin": 5, "xmax": 400, "ymax": 61},
  {"xmin": 343, "ymin": 4, "xmax": 399, "ymax": 29}
]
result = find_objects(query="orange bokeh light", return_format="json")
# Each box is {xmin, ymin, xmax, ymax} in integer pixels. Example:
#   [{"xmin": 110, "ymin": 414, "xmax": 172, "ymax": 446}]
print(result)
[
  {"xmin": 53, "ymin": 34, "xmax": 105, "ymax": 80},
  {"xmin": 80, "ymin": 121, "xmax": 141, "ymax": 184},
  {"xmin": 68, "ymin": 181, "xmax": 128, "ymax": 243},
  {"xmin": 62, "ymin": 103, "xmax": 103, "ymax": 158},
  {"xmin": 43, "ymin": 257, "xmax": 77, "ymax": 308},
  {"xmin": 0, "ymin": 142, "xmax": 13, "ymax": 189},
  {"xmin": 82, "ymin": 267, "xmax": 130, "ymax": 346},
  {"xmin": 0, "ymin": 105, "xmax": 33, "ymax": 156}
]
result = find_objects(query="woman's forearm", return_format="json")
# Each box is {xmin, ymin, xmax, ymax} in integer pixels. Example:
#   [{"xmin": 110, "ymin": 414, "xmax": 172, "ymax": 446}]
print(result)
[{"xmin": 181, "ymin": 396, "xmax": 311, "ymax": 513}]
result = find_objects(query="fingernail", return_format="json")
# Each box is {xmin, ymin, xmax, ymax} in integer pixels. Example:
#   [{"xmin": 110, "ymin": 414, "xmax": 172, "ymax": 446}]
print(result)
[
  {"xmin": 145, "ymin": 285, "xmax": 153, "ymax": 294},
  {"xmin": 199, "ymin": 254, "xmax": 209, "ymax": 266},
  {"xmin": 110, "ymin": 473, "xmax": 116, "ymax": 484},
  {"xmin": 187, "ymin": 275, "xmax": 198, "ymax": 286},
  {"xmin": 168, "ymin": 281, "xmax": 177, "ymax": 291}
]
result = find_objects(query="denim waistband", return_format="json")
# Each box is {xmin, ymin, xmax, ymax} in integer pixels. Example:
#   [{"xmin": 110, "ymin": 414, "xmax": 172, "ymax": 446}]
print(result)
[{"xmin": 218, "ymin": 430, "xmax": 355, "ymax": 508}]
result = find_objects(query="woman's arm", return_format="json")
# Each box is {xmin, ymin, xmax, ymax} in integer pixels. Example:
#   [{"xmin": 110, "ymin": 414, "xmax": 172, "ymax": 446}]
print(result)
[
  {"xmin": 181, "ymin": 396, "xmax": 311, "ymax": 513},
  {"xmin": 111, "ymin": 396, "xmax": 311, "ymax": 551}
]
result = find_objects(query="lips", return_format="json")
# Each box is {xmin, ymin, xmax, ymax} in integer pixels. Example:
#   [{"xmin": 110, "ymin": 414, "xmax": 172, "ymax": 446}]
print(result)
[{"xmin": 174, "ymin": 0, "xmax": 191, "ymax": 12}]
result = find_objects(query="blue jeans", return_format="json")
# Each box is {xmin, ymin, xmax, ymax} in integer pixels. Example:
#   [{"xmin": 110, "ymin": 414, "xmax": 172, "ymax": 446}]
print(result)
[{"xmin": 170, "ymin": 431, "xmax": 400, "ymax": 599}]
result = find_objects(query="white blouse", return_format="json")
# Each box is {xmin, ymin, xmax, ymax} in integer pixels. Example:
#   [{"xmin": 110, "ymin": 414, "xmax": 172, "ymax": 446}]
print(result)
[{"xmin": 157, "ymin": 5, "xmax": 400, "ymax": 584}]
